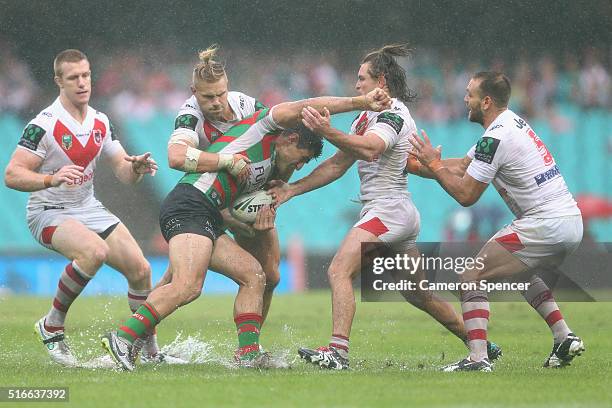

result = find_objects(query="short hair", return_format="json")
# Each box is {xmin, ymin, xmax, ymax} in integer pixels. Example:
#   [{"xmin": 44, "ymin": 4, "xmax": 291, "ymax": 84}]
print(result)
[
  {"xmin": 282, "ymin": 124, "xmax": 324, "ymax": 160},
  {"xmin": 362, "ymin": 43, "xmax": 417, "ymax": 103},
  {"xmin": 193, "ymin": 44, "xmax": 226, "ymax": 84},
  {"xmin": 472, "ymin": 72, "xmax": 511, "ymax": 107},
  {"xmin": 54, "ymin": 49, "xmax": 88, "ymax": 77}
]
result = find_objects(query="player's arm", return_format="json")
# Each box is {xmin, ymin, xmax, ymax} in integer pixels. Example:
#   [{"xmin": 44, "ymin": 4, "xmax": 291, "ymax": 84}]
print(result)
[
  {"xmin": 4, "ymin": 149, "xmax": 84, "ymax": 192},
  {"xmin": 267, "ymin": 150, "xmax": 355, "ymax": 205},
  {"xmin": 271, "ymin": 88, "xmax": 391, "ymax": 129},
  {"xmin": 106, "ymin": 144, "xmax": 158, "ymax": 184},
  {"xmin": 300, "ymin": 106, "xmax": 386, "ymax": 162},
  {"xmin": 406, "ymin": 155, "xmax": 471, "ymax": 179},
  {"xmin": 167, "ymin": 128, "xmax": 250, "ymax": 177},
  {"xmin": 409, "ymin": 130, "xmax": 487, "ymax": 207}
]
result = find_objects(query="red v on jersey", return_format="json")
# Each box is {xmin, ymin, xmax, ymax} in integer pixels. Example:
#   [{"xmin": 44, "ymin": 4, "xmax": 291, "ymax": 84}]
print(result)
[{"xmin": 53, "ymin": 119, "xmax": 107, "ymax": 168}]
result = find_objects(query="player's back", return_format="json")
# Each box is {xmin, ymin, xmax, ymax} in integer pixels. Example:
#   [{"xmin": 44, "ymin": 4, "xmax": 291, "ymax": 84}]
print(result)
[
  {"xmin": 467, "ymin": 110, "xmax": 580, "ymax": 219},
  {"xmin": 17, "ymin": 98, "xmax": 120, "ymax": 212},
  {"xmin": 351, "ymin": 99, "xmax": 416, "ymax": 201}
]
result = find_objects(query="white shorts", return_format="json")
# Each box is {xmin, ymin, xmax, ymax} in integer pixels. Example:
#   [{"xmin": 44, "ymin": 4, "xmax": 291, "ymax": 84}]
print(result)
[
  {"xmin": 490, "ymin": 215, "xmax": 583, "ymax": 268},
  {"xmin": 27, "ymin": 201, "xmax": 120, "ymax": 249},
  {"xmin": 354, "ymin": 197, "xmax": 420, "ymax": 251}
]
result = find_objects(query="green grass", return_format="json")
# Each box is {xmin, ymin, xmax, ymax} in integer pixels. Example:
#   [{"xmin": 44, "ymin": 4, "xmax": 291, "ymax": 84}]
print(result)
[{"xmin": 1, "ymin": 292, "xmax": 611, "ymax": 407}]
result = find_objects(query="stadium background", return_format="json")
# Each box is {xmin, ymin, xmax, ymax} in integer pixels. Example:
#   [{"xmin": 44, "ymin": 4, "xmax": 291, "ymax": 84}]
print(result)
[{"xmin": 1, "ymin": 0, "xmax": 611, "ymax": 296}]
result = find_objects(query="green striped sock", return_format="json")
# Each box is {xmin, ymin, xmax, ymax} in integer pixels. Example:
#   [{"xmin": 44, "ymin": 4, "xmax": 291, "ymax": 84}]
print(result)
[
  {"xmin": 118, "ymin": 302, "xmax": 160, "ymax": 344},
  {"xmin": 234, "ymin": 313, "xmax": 262, "ymax": 360}
]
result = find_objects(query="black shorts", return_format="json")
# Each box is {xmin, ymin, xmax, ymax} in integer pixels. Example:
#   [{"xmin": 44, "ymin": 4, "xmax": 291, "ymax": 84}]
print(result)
[{"xmin": 159, "ymin": 184, "xmax": 226, "ymax": 243}]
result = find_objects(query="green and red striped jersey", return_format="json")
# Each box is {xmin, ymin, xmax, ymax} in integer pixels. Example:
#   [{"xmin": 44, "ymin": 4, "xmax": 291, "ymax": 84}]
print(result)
[{"xmin": 178, "ymin": 108, "xmax": 281, "ymax": 209}]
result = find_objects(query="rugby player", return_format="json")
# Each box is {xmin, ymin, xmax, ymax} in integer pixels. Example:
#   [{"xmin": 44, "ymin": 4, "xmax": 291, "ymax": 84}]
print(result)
[
  {"xmin": 268, "ymin": 44, "xmax": 501, "ymax": 370},
  {"xmin": 155, "ymin": 45, "xmax": 284, "ymax": 326},
  {"xmin": 4, "ymin": 49, "xmax": 160, "ymax": 366},
  {"xmin": 408, "ymin": 72, "xmax": 584, "ymax": 371},
  {"xmin": 100, "ymin": 86, "xmax": 392, "ymax": 371}
]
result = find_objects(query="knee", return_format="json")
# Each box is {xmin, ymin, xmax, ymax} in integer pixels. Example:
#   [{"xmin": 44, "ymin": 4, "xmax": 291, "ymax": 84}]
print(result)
[
  {"xmin": 403, "ymin": 289, "xmax": 432, "ymax": 311},
  {"xmin": 174, "ymin": 280, "xmax": 203, "ymax": 304},
  {"xmin": 88, "ymin": 241, "xmax": 110, "ymax": 266},
  {"xmin": 327, "ymin": 261, "xmax": 349, "ymax": 285},
  {"xmin": 241, "ymin": 262, "xmax": 266, "ymax": 291},
  {"xmin": 264, "ymin": 265, "xmax": 280, "ymax": 292},
  {"xmin": 132, "ymin": 258, "xmax": 152, "ymax": 284}
]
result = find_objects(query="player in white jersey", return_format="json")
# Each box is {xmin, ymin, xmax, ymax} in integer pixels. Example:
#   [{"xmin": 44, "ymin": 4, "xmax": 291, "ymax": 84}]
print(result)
[
  {"xmin": 3, "ymin": 49, "xmax": 163, "ymax": 366},
  {"xmin": 408, "ymin": 72, "xmax": 584, "ymax": 372},
  {"xmin": 269, "ymin": 45, "xmax": 501, "ymax": 370}
]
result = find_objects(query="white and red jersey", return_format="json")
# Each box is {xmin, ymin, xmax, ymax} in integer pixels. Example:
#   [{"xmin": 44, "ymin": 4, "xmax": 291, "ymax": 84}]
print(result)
[
  {"xmin": 17, "ymin": 98, "xmax": 122, "ymax": 212},
  {"xmin": 466, "ymin": 109, "xmax": 580, "ymax": 219},
  {"xmin": 350, "ymin": 98, "xmax": 417, "ymax": 201},
  {"xmin": 172, "ymin": 92, "xmax": 265, "ymax": 149}
]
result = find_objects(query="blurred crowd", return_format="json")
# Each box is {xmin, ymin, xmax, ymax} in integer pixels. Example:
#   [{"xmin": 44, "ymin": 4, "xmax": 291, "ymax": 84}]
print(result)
[{"xmin": 1, "ymin": 42, "xmax": 611, "ymax": 129}]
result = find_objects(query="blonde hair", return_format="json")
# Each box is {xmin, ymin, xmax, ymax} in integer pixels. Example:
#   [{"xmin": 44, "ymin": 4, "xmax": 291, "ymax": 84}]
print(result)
[
  {"xmin": 192, "ymin": 44, "xmax": 226, "ymax": 84},
  {"xmin": 54, "ymin": 49, "xmax": 88, "ymax": 77}
]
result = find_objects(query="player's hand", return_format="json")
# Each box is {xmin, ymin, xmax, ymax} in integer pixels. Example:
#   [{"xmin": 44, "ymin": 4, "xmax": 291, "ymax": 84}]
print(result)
[
  {"xmin": 51, "ymin": 165, "xmax": 85, "ymax": 186},
  {"xmin": 231, "ymin": 154, "xmax": 251, "ymax": 184},
  {"xmin": 253, "ymin": 204, "xmax": 276, "ymax": 231},
  {"xmin": 301, "ymin": 106, "xmax": 331, "ymax": 135},
  {"xmin": 266, "ymin": 179, "xmax": 295, "ymax": 206},
  {"xmin": 126, "ymin": 152, "xmax": 158, "ymax": 176},
  {"xmin": 221, "ymin": 209, "xmax": 256, "ymax": 238},
  {"xmin": 409, "ymin": 130, "xmax": 442, "ymax": 168},
  {"xmin": 365, "ymin": 88, "xmax": 392, "ymax": 111}
]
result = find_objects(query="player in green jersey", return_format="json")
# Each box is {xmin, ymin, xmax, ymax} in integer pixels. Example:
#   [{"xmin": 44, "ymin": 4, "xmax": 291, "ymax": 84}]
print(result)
[{"xmin": 101, "ymin": 87, "xmax": 391, "ymax": 370}]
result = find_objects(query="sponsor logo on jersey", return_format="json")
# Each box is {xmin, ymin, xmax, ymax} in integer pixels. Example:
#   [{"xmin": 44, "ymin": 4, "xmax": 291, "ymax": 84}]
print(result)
[
  {"xmin": 527, "ymin": 129, "xmax": 554, "ymax": 166},
  {"xmin": 61, "ymin": 134, "xmax": 73, "ymax": 150},
  {"xmin": 490, "ymin": 124, "xmax": 503, "ymax": 131},
  {"xmin": 175, "ymin": 114, "xmax": 198, "ymax": 131},
  {"xmin": 93, "ymin": 129, "xmax": 102, "ymax": 145},
  {"xmin": 66, "ymin": 170, "xmax": 94, "ymax": 186},
  {"xmin": 18, "ymin": 124, "xmax": 46, "ymax": 151},
  {"xmin": 514, "ymin": 118, "xmax": 527, "ymax": 129},
  {"xmin": 239, "ymin": 96, "xmax": 245, "ymax": 109},
  {"xmin": 41, "ymin": 111, "xmax": 53, "ymax": 117},
  {"xmin": 474, "ymin": 136, "xmax": 500, "ymax": 164},
  {"xmin": 534, "ymin": 164, "xmax": 560, "ymax": 186},
  {"xmin": 376, "ymin": 112, "xmax": 404, "ymax": 134}
]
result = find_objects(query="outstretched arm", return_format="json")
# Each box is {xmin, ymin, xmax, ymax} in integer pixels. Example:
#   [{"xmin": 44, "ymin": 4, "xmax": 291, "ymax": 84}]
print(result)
[
  {"xmin": 300, "ymin": 106, "xmax": 386, "ymax": 162},
  {"xmin": 267, "ymin": 150, "xmax": 355, "ymax": 206},
  {"xmin": 405, "ymin": 155, "xmax": 472, "ymax": 179},
  {"xmin": 409, "ymin": 130, "xmax": 487, "ymax": 207},
  {"xmin": 271, "ymin": 88, "xmax": 391, "ymax": 129},
  {"xmin": 107, "ymin": 145, "xmax": 158, "ymax": 184}
]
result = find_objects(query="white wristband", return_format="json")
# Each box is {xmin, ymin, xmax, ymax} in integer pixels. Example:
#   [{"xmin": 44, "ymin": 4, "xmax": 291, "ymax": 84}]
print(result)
[
  {"xmin": 218, "ymin": 153, "xmax": 248, "ymax": 177},
  {"xmin": 184, "ymin": 146, "xmax": 200, "ymax": 172}
]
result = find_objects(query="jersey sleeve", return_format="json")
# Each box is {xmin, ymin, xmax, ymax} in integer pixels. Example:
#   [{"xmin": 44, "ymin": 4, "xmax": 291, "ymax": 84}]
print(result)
[
  {"xmin": 366, "ymin": 111, "xmax": 405, "ymax": 150},
  {"xmin": 466, "ymin": 136, "xmax": 505, "ymax": 184},
  {"xmin": 102, "ymin": 119, "xmax": 124, "ymax": 158},
  {"xmin": 16, "ymin": 116, "xmax": 50, "ymax": 159},
  {"xmin": 173, "ymin": 101, "xmax": 203, "ymax": 144}
]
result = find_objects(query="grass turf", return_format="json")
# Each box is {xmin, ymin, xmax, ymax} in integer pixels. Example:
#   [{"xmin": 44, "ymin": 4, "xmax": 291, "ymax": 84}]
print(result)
[{"xmin": 1, "ymin": 292, "xmax": 611, "ymax": 407}]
